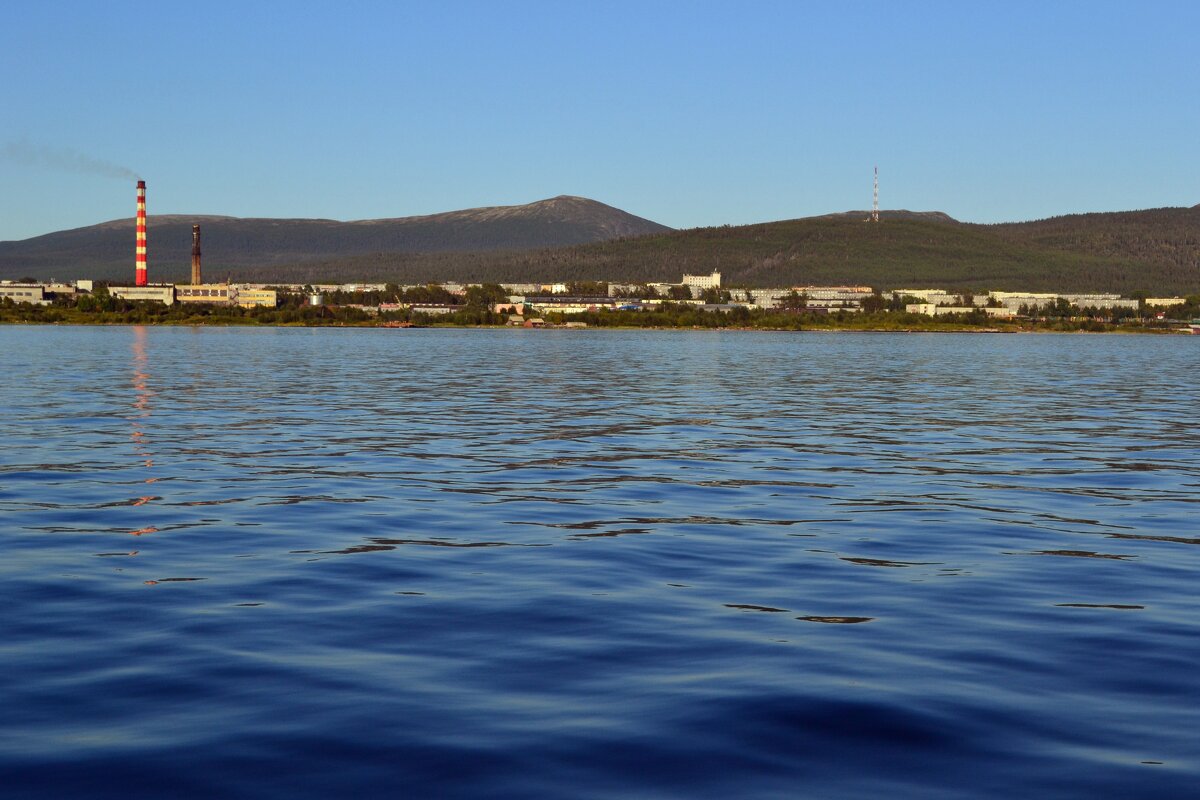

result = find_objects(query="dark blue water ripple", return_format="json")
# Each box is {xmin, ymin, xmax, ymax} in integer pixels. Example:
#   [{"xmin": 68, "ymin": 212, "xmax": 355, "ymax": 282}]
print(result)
[{"xmin": 1, "ymin": 326, "xmax": 1198, "ymax": 799}]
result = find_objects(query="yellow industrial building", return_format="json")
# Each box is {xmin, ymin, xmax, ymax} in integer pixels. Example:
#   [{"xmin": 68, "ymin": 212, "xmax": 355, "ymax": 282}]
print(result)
[
  {"xmin": 235, "ymin": 287, "xmax": 277, "ymax": 308},
  {"xmin": 175, "ymin": 284, "xmax": 277, "ymax": 308},
  {"xmin": 176, "ymin": 284, "xmax": 233, "ymax": 304}
]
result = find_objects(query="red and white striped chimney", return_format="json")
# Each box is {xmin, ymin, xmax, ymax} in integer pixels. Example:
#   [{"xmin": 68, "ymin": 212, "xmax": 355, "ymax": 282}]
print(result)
[{"xmin": 135, "ymin": 180, "xmax": 148, "ymax": 286}]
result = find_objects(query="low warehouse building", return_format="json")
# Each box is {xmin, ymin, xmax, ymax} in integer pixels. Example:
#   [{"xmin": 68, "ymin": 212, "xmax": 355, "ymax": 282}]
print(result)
[
  {"xmin": 110, "ymin": 285, "xmax": 175, "ymax": 305},
  {"xmin": 907, "ymin": 304, "xmax": 1015, "ymax": 318},
  {"xmin": 0, "ymin": 284, "xmax": 48, "ymax": 304}
]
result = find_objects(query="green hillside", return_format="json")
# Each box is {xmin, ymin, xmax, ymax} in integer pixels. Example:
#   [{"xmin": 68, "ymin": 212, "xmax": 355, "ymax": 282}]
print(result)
[
  {"xmin": 5, "ymin": 203, "xmax": 1198, "ymax": 294},
  {"xmin": 255, "ymin": 210, "xmax": 1200, "ymax": 294},
  {"xmin": 990, "ymin": 205, "xmax": 1200, "ymax": 285}
]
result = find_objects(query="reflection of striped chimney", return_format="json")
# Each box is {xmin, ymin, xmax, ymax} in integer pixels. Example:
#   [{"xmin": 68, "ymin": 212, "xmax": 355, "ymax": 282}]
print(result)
[
  {"xmin": 191, "ymin": 225, "xmax": 202, "ymax": 285},
  {"xmin": 135, "ymin": 180, "xmax": 148, "ymax": 286}
]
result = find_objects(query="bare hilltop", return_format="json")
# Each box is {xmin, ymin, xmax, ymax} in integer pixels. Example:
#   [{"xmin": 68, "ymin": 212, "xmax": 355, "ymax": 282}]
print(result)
[{"xmin": 0, "ymin": 196, "xmax": 670, "ymax": 281}]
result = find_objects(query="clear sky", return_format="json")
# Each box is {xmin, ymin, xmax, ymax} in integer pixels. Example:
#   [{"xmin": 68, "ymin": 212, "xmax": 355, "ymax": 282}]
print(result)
[{"xmin": 1, "ymin": 0, "xmax": 1197, "ymax": 241}]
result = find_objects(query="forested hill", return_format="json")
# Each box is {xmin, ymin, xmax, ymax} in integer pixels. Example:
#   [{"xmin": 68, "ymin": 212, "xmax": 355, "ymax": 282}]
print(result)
[
  {"xmin": 3, "ymin": 203, "xmax": 1198, "ymax": 294},
  {"xmin": 0, "ymin": 196, "xmax": 671, "ymax": 282},
  {"xmin": 237, "ymin": 207, "xmax": 1200, "ymax": 294},
  {"xmin": 989, "ymin": 205, "xmax": 1200, "ymax": 277}
]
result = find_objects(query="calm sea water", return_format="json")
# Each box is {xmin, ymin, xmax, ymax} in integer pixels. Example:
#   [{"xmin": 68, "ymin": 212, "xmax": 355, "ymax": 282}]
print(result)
[{"xmin": 1, "ymin": 325, "xmax": 1197, "ymax": 799}]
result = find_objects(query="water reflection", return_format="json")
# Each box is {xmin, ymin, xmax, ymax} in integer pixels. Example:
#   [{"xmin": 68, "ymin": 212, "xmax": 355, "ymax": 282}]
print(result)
[{"xmin": 129, "ymin": 327, "xmax": 157, "ymax": 538}]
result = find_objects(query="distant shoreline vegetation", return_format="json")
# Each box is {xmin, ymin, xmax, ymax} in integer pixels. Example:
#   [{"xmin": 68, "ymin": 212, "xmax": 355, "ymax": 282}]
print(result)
[{"xmin": 2, "ymin": 294, "xmax": 1195, "ymax": 334}]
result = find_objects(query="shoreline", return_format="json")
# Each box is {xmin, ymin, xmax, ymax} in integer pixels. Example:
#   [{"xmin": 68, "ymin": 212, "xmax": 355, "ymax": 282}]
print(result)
[{"xmin": 0, "ymin": 320, "xmax": 1186, "ymax": 335}]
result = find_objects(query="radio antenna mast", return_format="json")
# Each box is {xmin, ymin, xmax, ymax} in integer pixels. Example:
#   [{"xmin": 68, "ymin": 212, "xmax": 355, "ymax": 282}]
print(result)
[{"xmin": 872, "ymin": 166, "xmax": 879, "ymax": 223}]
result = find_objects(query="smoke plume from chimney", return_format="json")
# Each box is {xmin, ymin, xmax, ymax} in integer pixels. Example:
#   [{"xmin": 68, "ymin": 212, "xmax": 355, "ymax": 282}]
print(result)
[{"xmin": 3, "ymin": 139, "xmax": 138, "ymax": 181}]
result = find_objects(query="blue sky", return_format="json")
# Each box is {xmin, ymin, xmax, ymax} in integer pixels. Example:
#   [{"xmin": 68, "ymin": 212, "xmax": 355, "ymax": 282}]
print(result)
[{"xmin": 1, "ymin": 1, "xmax": 1197, "ymax": 240}]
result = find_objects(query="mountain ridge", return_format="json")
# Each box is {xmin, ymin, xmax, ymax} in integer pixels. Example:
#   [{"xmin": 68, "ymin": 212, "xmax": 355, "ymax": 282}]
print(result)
[
  {"xmin": 0, "ymin": 196, "xmax": 671, "ymax": 279},
  {"xmin": 1, "ymin": 200, "xmax": 1197, "ymax": 294}
]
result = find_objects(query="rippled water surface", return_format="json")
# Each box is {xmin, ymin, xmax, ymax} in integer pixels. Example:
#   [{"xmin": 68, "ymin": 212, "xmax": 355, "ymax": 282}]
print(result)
[{"xmin": 2, "ymin": 326, "xmax": 1198, "ymax": 798}]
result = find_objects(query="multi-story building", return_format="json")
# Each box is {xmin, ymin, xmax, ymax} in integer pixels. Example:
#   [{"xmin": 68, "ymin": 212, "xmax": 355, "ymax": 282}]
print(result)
[
  {"xmin": 1061, "ymin": 294, "xmax": 1138, "ymax": 310},
  {"xmin": 1146, "ymin": 297, "xmax": 1187, "ymax": 308},
  {"xmin": 799, "ymin": 285, "xmax": 871, "ymax": 298},
  {"xmin": 234, "ymin": 287, "xmax": 277, "ymax": 308},
  {"xmin": 799, "ymin": 286, "xmax": 874, "ymax": 310},
  {"xmin": 336, "ymin": 283, "xmax": 388, "ymax": 293},
  {"xmin": 891, "ymin": 288, "xmax": 948, "ymax": 301},
  {"xmin": 682, "ymin": 271, "xmax": 721, "ymax": 290},
  {"xmin": 987, "ymin": 292, "xmax": 1137, "ymax": 311},
  {"xmin": 607, "ymin": 283, "xmax": 641, "ymax": 297},
  {"xmin": 747, "ymin": 289, "xmax": 787, "ymax": 309}
]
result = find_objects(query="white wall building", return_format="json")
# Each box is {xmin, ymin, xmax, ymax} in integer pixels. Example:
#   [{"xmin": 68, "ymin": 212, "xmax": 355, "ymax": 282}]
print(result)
[
  {"xmin": 799, "ymin": 286, "xmax": 874, "ymax": 301},
  {"xmin": 906, "ymin": 304, "xmax": 1015, "ymax": 318},
  {"xmin": 682, "ymin": 272, "xmax": 721, "ymax": 290},
  {"xmin": 748, "ymin": 289, "xmax": 787, "ymax": 308}
]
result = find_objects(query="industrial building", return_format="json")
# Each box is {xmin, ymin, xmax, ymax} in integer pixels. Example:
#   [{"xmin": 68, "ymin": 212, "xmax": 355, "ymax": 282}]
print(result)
[
  {"xmin": 175, "ymin": 284, "xmax": 277, "ymax": 308},
  {"xmin": 109, "ymin": 285, "xmax": 176, "ymax": 305},
  {"xmin": 176, "ymin": 284, "xmax": 234, "ymax": 304},
  {"xmin": 236, "ymin": 288, "xmax": 277, "ymax": 308},
  {"xmin": 0, "ymin": 284, "xmax": 48, "ymax": 305}
]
